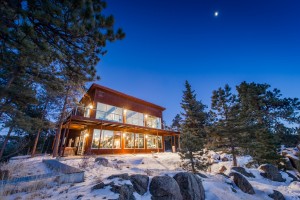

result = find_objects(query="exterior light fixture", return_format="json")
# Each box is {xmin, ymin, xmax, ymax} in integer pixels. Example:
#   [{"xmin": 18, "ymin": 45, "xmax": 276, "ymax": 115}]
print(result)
[
  {"xmin": 89, "ymin": 104, "xmax": 93, "ymax": 109},
  {"xmin": 145, "ymin": 135, "xmax": 148, "ymax": 138},
  {"xmin": 145, "ymin": 114, "xmax": 148, "ymax": 118},
  {"xmin": 84, "ymin": 133, "xmax": 89, "ymax": 137},
  {"xmin": 124, "ymin": 109, "xmax": 127, "ymax": 113},
  {"xmin": 123, "ymin": 133, "xmax": 126, "ymax": 137}
]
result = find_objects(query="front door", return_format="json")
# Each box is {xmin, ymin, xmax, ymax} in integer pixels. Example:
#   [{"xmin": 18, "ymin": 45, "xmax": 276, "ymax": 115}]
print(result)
[{"xmin": 77, "ymin": 130, "xmax": 87, "ymax": 155}]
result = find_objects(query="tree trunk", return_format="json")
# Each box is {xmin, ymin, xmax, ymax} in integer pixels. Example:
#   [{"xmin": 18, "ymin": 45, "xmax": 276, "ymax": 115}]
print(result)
[
  {"xmin": 189, "ymin": 151, "xmax": 195, "ymax": 173},
  {"xmin": 231, "ymin": 145, "xmax": 237, "ymax": 167},
  {"xmin": 52, "ymin": 89, "xmax": 69, "ymax": 157},
  {"xmin": 31, "ymin": 128, "xmax": 41, "ymax": 157},
  {"xmin": 0, "ymin": 126, "xmax": 13, "ymax": 160}
]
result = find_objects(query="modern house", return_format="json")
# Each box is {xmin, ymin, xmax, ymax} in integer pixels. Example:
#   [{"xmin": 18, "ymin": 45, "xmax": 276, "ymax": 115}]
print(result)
[{"xmin": 59, "ymin": 84, "xmax": 180, "ymax": 156}]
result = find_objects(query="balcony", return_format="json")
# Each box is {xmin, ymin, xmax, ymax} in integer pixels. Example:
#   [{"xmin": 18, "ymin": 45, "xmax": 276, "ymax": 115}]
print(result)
[{"xmin": 68, "ymin": 106, "xmax": 162, "ymax": 129}]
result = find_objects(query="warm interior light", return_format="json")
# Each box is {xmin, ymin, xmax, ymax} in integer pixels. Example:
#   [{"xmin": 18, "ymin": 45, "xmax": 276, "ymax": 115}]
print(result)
[
  {"xmin": 145, "ymin": 114, "xmax": 148, "ymax": 118},
  {"xmin": 89, "ymin": 104, "xmax": 93, "ymax": 109},
  {"xmin": 124, "ymin": 109, "xmax": 127, "ymax": 114},
  {"xmin": 123, "ymin": 133, "xmax": 126, "ymax": 137},
  {"xmin": 145, "ymin": 135, "xmax": 148, "ymax": 138},
  {"xmin": 84, "ymin": 133, "xmax": 89, "ymax": 137}
]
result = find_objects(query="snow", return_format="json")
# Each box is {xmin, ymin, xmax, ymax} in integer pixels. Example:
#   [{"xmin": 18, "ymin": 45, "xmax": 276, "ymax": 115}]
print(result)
[{"xmin": 1, "ymin": 152, "xmax": 300, "ymax": 200}]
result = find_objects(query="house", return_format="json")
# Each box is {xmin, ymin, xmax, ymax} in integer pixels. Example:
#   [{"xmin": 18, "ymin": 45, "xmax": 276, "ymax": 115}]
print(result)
[{"xmin": 59, "ymin": 84, "xmax": 180, "ymax": 156}]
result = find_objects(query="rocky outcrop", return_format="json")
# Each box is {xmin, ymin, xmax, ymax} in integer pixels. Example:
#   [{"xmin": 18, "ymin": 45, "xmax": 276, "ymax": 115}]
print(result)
[
  {"xmin": 231, "ymin": 167, "xmax": 255, "ymax": 178},
  {"xmin": 130, "ymin": 174, "xmax": 149, "ymax": 195},
  {"xmin": 259, "ymin": 164, "xmax": 286, "ymax": 182},
  {"xmin": 286, "ymin": 156, "xmax": 300, "ymax": 172},
  {"xmin": 150, "ymin": 176, "xmax": 182, "ymax": 200},
  {"xmin": 173, "ymin": 172, "xmax": 205, "ymax": 200},
  {"xmin": 91, "ymin": 182, "xmax": 105, "ymax": 190},
  {"xmin": 268, "ymin": 190, "xmax": 285, "ymax": 200},
  {"xmin": 111, "ymin": 184, "xmax": 136, "ymax": 200},
  {"xmin": 229, "ymin": 172, "xmax": 255, "ymax": 194},
  {"xmin": 107, "ymin": 173, "xmax": 130, "ymax": 180},
  {"xmin": 285, "ymin": 172, "xmax": 298, "ymax": 182},
  {"xmin": 95, "ymin": 157, "xmax": 109, "ymax": 167}
]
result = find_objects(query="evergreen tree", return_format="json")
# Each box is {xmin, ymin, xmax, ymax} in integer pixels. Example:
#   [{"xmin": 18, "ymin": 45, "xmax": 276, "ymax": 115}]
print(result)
[
  {"xmin": 171, "ymin": 114, "xmax": 182, "ymax": 132},
  {"xmin": 210, "ymin": 84, "xmax": 245, "ymax": 166},
  {"xmin": 179, "ymin": 81, "xmax": 208, "ymax": 172},
  {"xmin": 236, "ymin": 82, "xmax": 300, "ymax": 165}
]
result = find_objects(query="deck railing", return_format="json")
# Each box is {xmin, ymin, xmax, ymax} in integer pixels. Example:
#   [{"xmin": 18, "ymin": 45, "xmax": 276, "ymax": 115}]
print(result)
[{"xmin": 68, "ymin": 106, "xmax": 163, "ymax": 129}]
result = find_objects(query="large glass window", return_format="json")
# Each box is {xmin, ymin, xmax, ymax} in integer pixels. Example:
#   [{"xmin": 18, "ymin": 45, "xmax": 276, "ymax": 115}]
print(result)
[
  {"xmin": 126, "ymin": 110, "xmax": 144, "ymax": 126},
  {"xmin": 92, "ymin": 129, "xmax": 121, "ymax": 149},
  {"xmin": 146, "ymin": 135, "xmax": 163, "ymax": 149},
  {"xmin": 146, "ymin": 115, "xmax": 162, "ymax": 129},
  {"xmin": 96, "ymin": 103, "xmax": 123, "ymax": 122},
  {"xmin": 124, "ymin": 132, "xmax": 135, "ymax": 149},
  {"xmin": 135, "ymin": 134, "xmax": 145, "ymax": 148}
]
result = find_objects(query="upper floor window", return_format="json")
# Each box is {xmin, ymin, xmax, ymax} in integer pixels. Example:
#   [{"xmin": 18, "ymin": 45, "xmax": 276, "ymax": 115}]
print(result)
[
  {"xmin": 96, "ymin": 103, "xmax": 123, "ymax": 122},
  {"xmin": 146, "ymin": 115, "xmax": 162, "ymax": 129},
  {"xmin": 125, "ymin": 110, "xmax": 144, "ymax": 126}
]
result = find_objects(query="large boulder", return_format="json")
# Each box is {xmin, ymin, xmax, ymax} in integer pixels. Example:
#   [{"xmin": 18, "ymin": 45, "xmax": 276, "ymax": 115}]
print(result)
[
  {"xmin": 95, "ymin": 157, "xmax": 109, "ymax": 167},
  {"xmin": 229, "ymin": 172, "xmax": 255, "ymax": 194},
  {"xmin": 130, "ymin": 174, "xmax": 149, "ymax": 195},
  {"xmin": 150, "ymin": 176, "xmax": 182, "ymax": 200},
  {"xmin": 231, "ymin": 167, "xmax": 255, "ymax": 178},
  {"xmin": 119, "ymin": 184, "xmax": 136, "ymax": 200},
  {"xmin": 286, "ymin": 156, "xmax": 300, "ymax": 172},
  {"xmin": 173, "ymin": 172, "xmax": 205, "ymax": 200},
  {"xmin": 268, "ymin": 190, "xmax": 285, "ymax": 200},
  {"xmin": 259, "ymin": 164, "xmax": 286, "ymax": 182}
]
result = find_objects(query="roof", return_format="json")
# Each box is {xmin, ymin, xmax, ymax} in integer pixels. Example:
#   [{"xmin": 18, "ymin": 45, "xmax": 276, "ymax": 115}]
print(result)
[{"xmin": 87, "ymin": 83, "xmax": 166, "ymax": 111}]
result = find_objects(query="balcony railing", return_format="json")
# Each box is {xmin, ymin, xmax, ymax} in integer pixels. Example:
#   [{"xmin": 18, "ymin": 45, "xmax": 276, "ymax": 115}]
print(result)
[{"xmin": 69, "ymin": 106, "xmax": 162, "ymax": 129}]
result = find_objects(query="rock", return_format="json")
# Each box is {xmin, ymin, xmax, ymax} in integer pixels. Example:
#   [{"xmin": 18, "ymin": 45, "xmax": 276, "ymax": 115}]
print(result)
[
  {"xmin": 150, "ymin": 176, "xmax": 182, "ymax": 200},
  {"xmin": 229, "ymin": 172, "xmax": 255, "ymax": 194},
  {"xmin": 91, "ymin": 182, "xmax": 105, "ymax": 190},
  {"xmin": 285, "ymin": 171, "xmax": 298, "ymax": 182},
  {"xmin": 219, "ymin": 166, "xmax": 227, "ymax": 173},
  {"xmin": 0, "ymin": 170, "xmax": 9, "ymax": 180},
  {"xmin": 107, "ymin": 173, "xmax": 130, "ymax": 180},
  {"xmin": 282, "ymin": 158, "xmax": 294, "ymax": 170},
  {"xmin": 173, "ymin": 172, "xmax": 205, "ymax": 200},
  {"xmin": 117, "ymin": 160, "xmax": 125, "ymax": 164},
  {"xmin": 130, "ymin": 174, "xmax": 149, "ymax": 195},
  {"xmin": 221, "ymin": 157, "xmax": 229, "ymax": 161},
  {"xmin": 231, "ymin": 167, "xmax": 255, "ymax": 178},
  {"xmin": 286, "ymin": 156, "xmax": 300, "ymax": 172},
  {"xmin": 268, "ymin": 190, "xmax": 285, "ymax": 200},
  {"xmin": 95, "ymin": 157, "xmax": 109, "ymax": 167},
  {"xmin": 259, "ymin": 164, "xmax": 286, "ymax": 182},
  {"xmin": 119, "ymin": 184, "xmax": 136, "ymax": 200}
]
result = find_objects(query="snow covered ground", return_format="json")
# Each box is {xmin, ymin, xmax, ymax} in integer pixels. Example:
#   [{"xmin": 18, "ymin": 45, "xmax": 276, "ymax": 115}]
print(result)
[{"xmin": 1, "ymin": 152, "xmax": 300, "ymax": 200}]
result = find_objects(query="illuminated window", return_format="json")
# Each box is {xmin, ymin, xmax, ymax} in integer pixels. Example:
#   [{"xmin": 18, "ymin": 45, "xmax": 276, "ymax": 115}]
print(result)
[
  {"xmin": 146, "ymin": 135, "xmax": 162, "ymax": 149},
  {"xmin": 124, "ymin": 132, "xmax": 135, "ymax": 149},
  {"xmin": 96, "ymin": 103, "xmax": 123, "ymax": 122},
  {"xmin": 135, "ymin": 134, "xmax": 145, "ymax": 148},
  {"xmin": 92, "ymin": 129, "xmax": 121, "ymax": 149},
  {"xmin": 146, "ymin": 115, "xmax": 162, "ymax": 129},
  {"xmin": 126, "ymin": 110, "xmax": 144, "ymax": 126}
]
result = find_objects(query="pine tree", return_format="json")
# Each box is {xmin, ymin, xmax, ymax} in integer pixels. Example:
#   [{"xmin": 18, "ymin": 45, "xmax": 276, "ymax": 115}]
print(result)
[
  {"xmin": 171, "ymin": 114, "xmax": 182, "ymax": 132},
  {"xmin": 179, "ymin": 81, "xmax": 208, "ymax": 172},
  {"xmin": 210, "ymin": 84, "xmax": 245, "ymax": 166},
  {"xmin": 236, "ymin": 82, "xmax": 300, "ymax": 165}
]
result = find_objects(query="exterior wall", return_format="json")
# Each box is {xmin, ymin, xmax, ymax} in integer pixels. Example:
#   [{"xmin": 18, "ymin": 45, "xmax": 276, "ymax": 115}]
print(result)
[{"xmin": 92, "ymin": 88, "xmax": 163, "ymax": 119}]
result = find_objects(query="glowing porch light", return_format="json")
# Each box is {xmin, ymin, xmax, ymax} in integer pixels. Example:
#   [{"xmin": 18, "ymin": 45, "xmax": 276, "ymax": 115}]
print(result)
[
  {"xmin": 123, "ymin": 133, "xmax": 126, "ymax": 137},
  {"xmin": 88, "ymin": 104, "xmax": 93, "ymax": 109},
  {"xmin": 84, "ymin": 133, "xmax": 89, "ymax": 137},
  {"xmin": 145, "ymin": 114, "xmax": 148, "ymax": 118}
]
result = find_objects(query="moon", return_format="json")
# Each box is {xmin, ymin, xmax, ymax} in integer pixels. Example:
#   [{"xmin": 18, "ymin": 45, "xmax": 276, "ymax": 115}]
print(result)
[{"xmin": 214, "ymin": 11, "xmax": 219, "ymax": 17}]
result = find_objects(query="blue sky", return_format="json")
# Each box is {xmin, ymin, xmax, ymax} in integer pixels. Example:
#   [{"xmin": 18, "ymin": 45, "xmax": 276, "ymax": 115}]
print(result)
[{"xmin": 94, "ymin": 0, "xmax": 300, "ymax": 125}]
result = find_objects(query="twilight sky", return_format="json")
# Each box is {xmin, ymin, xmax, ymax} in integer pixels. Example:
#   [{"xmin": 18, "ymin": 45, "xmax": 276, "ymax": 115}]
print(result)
[{"xmin": 94, "ymin": 0, "xmax": 300, "ymax": 125}]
